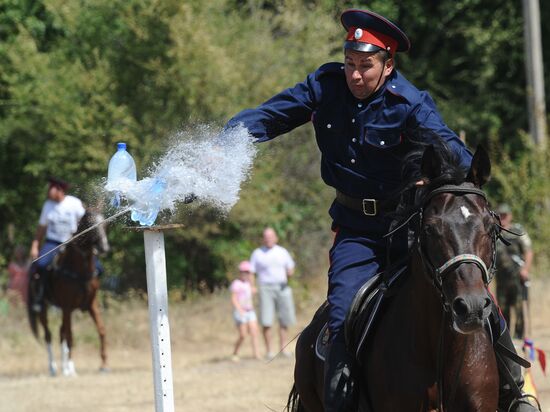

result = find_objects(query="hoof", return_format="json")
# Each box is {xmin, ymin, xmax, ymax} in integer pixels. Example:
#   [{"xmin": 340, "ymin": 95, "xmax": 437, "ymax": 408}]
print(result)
[
  {"xmin": 62, "ymin": 360, "xmax": 77, "ymax": 377},
  {"xmin": 99, "ymin": 366, "xmax": 111, "ymax": 373}
]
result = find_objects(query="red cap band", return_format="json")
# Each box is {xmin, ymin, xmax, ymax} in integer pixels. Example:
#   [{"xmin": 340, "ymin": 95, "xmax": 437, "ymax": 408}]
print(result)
[{"xmin": 346, "ymin": 26, "xmax": 398, "ymax": 55}]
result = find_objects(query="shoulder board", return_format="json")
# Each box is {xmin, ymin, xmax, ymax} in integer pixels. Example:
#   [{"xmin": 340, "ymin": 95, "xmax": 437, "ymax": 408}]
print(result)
[
  {"xmin": 385, "ymin": 71, "xmax": 421, "ymax": 104},
  {"xmin": 315, "ymin": 62, "xmax": 345, "ymax": 80}
]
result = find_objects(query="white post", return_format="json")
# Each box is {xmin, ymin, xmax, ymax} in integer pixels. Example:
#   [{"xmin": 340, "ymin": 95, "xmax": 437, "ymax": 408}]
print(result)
[
  {"xmin": 144, "ymin": 230, "xmax": 175, "ymax": 412},
  {"xmin": 522, "ymin": 0, "xmax": 547, "ymax": 147}
]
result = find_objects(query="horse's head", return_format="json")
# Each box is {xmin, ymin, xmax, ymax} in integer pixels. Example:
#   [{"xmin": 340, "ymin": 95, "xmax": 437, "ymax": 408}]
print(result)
[
  {"xmin": 76, "ymin": 209, "xmax": 109, "ymax": 255},
  {"xmin": 415, "ymin": 145, "xmax": 497, "ymax": 334}
]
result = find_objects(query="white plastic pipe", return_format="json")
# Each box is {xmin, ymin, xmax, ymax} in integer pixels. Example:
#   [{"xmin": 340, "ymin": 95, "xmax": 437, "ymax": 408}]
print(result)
[{"xmin": 144, "ymin": 230, "xmax": 175, "ymax": 411}]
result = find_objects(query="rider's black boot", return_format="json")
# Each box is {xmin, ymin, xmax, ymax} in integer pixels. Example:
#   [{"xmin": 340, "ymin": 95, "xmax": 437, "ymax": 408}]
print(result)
[
  {"xmin": 493, "ymin": 316, "xmax": 541, "ymax": 411},
  {"xmin": 323, "ymin": 336, "xmax": 355, "ymax": 412},
  {"xmin": 31, "ymin": 269, "xmax": 46, "ymax": 313}
]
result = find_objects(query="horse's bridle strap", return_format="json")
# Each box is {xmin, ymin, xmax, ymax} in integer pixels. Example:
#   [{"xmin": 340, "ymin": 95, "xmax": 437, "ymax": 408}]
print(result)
[
  {"xmin": 435, "ymin": 254, "xmax": 490, "ymax": 284},
  {"xmin": 423, "ymin": 185, "xmax": 487, "ymax": 206}
]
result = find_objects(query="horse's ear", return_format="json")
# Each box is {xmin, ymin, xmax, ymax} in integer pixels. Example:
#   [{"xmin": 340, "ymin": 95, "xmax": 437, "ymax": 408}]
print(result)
[
  {"xmin": 421, "ymin": 145, "xmax": 441, "ymax": 180},
  {"xmin": 466, "ymin": 145, "xmax": 491, "ymax": 187}
]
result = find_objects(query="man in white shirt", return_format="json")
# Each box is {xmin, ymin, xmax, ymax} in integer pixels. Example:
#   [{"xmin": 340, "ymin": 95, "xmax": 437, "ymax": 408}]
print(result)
[
  {"xmin": 29, "ymin": 177, "xmax": 86, "ymax": 312},
  {"xmin": 250, "ymin": 227, "xmax": 296, "ymax": 359}
]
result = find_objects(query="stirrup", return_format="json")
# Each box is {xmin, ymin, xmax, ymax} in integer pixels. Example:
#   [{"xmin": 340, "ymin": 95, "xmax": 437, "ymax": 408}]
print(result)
[{"xmin": 508, "ymin": 394, "xmax": 542, "ymax": 412}]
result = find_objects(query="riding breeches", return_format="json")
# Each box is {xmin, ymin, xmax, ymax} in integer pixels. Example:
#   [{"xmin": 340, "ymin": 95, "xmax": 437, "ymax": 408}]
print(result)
[
  {"xmin": 327, "ymin": 220, "xmax": 407, "ymax": 340},
  {"xmin": 35, "ymin": 240, "xmax": 62, "ymax": 272}
]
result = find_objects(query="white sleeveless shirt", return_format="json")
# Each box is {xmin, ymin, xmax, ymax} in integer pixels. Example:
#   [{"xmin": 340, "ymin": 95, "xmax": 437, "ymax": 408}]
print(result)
[{"xmin": 39, "ymin": 195, "xmax": 85, "ymax": 242}]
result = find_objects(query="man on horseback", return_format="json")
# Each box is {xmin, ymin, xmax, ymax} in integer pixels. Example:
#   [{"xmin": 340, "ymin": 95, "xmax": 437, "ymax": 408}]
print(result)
[
  {"xmin": 224, "ymin": 8, "xmax": 538, "ymax": 411},
  {"xmin": 29, "ymin": 177, "xmax": 86, "ymax": 312}
]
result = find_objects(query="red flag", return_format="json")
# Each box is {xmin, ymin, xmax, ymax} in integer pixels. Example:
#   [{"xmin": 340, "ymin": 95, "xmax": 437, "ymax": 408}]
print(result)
[
  {"xmin": 523, "ymin": 339, "xmax": 546, "ymax": 375},
  {"xmin": 536, "ymin": 348, "xmax": 546, "ymax": 375}
]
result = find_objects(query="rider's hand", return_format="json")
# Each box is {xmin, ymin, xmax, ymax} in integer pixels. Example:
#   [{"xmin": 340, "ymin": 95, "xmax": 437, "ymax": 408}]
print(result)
[
  {"xmin": 30, "ymin": 244, "xmax": 39, "ymax": 260},
  {"xmin": 520, "ymin": 267, "xmax": 529, "ymax": 282}
]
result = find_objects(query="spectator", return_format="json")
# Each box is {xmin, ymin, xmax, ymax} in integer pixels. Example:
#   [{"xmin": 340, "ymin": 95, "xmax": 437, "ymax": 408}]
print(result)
[
  {"xmin": 230, "ymin": 260, "xmax": 261, "ymax": 361},
  {"xmin": 7, "ymin": 245, "xmax": 29, "ymax": 305},
  {"xmin": 495, "ymin": 204, "xmax": 534, "ymax": 339},
  {"xmin": 250, "ymin": 227, "xmax": 296, "ymax": 359}
]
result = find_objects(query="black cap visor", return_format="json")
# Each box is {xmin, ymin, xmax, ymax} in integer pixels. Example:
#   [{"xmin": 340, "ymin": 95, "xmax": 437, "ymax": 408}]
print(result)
[{"xmin": 344, "ymin": 41, "xmax": 384, "ymax": 53}]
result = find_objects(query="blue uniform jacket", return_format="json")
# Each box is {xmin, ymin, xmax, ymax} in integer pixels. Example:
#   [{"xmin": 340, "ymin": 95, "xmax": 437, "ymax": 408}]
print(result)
[{"xmin": 226, "ymin": 62, "xmax": 472, "ymax": 230}]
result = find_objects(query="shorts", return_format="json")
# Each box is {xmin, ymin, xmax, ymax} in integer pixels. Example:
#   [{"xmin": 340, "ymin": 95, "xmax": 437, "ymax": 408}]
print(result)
[
  {"xmin": 258, "ymin": 283, "xmax": 296, "ymax": 327},
  {"xmin": 233, "ymin": 309, "xmax": 257, "ymax": 325}
]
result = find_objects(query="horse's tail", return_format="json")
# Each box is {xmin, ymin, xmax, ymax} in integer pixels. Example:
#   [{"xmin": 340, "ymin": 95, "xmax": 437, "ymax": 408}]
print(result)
[{"xmin": 286, "ymin": 383, "xmax": 305, "ymax": 412}]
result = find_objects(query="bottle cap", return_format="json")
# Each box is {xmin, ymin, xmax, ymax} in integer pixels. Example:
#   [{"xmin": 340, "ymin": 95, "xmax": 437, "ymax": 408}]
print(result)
[{"xmin": 117, "ymin": 142, "xmax": 127, "ymax": 150}]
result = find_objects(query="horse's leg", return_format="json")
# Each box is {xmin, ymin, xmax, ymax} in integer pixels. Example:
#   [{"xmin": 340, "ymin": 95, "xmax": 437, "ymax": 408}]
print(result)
[
  {"xmin": 60, "ymin": 308, "xmax": 77, "ymax": 376},
  {"xmin": 39, "ymin": 307, "xmax": 57, "ymax": 376},
  {"xmin": 366, "ymin": 270, "xmax": 439, "ymax": 411},
  {"xmin": 88, "ymin": 295, "xmax": 108, "ymax": 371},
  {"xmin": 294, "ymin": 330, "xmax": 325, "ymax": 412},
  {"xmin": 291, "ymin": 306, "xmax": 327, "ymax": 412}
]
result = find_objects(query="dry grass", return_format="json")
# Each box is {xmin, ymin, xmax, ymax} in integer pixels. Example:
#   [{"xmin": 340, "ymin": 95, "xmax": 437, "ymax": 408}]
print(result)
[
  {"xmin": 0, "ymin": 276, "xmax": 547, "ymax": 411},
  {"xmin": 0, "ymin": 279, "xmax": 326, "ymax": 412}
]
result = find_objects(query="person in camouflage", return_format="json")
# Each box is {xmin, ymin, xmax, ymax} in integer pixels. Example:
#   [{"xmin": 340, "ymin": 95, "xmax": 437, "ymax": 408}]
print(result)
[{"xmin": 495, "ymin": 204, "xmax": 534, "ymax": 339}]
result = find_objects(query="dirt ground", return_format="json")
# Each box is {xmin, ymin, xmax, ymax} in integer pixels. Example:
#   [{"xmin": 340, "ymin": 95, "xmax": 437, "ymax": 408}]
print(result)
[{"xmin": 0, "ymin": 277, "xmax": 548, "ymax": 412}]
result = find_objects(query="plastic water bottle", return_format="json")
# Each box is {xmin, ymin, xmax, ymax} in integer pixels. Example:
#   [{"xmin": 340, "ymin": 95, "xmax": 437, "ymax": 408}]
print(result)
[
  {"xmin": 130, "ymin": 177, "xmax": 167, "ymax": 226},
  {"xmin": 106, "ymin": 142, "xmax": 137, "ymax": 207}
]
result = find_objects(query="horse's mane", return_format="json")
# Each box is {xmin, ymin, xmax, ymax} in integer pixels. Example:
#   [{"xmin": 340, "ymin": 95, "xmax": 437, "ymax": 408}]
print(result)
[{"xmin": 392, "ymin": 129, "xmax": 470, "ymax": 219}]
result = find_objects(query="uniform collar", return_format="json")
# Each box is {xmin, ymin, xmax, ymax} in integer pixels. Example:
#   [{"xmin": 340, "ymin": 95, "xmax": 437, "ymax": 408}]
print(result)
[{"xmin": 383, "ymin": 70, "xmax": 415, "ymax": 103}]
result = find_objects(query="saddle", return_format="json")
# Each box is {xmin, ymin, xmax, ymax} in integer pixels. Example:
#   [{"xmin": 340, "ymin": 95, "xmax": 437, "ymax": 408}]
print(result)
[
  {"xmin": 315, "ymin": 261, "xmax": 408, "ymax": 364},
  {"xmin": 52, "ymin": 248, "xmax": 96, "ymax": 281},
  {"xmin": 50, "ymin": 250, "xmax": 95, "ymax": 311}
]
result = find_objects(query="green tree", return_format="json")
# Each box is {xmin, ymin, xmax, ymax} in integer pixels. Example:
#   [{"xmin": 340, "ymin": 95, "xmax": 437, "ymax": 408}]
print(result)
[{"xmin": 0, "ymin": 0, "xmax": 548, "ymax": 295}]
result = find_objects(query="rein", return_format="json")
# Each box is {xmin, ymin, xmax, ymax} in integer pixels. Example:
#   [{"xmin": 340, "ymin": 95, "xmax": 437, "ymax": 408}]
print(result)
[{"xmin": 435, "ymin": 311, "xmax": 469, "ymax": 412}]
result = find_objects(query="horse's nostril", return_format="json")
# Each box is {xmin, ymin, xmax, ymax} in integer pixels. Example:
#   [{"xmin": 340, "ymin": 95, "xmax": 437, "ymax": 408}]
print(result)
[
  {"xmin": 483, "ymin": 297, "xmax": 492, "ymax": 309},
  {"xmin": 452, "ymin": 297, "xmax": 469, "ymax": 318}
]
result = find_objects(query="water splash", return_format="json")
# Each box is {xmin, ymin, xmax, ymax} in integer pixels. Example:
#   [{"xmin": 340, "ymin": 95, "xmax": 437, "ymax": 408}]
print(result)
[{"xmin": 105, "ymin": 124, "xmax": 257, "ymax": 225}]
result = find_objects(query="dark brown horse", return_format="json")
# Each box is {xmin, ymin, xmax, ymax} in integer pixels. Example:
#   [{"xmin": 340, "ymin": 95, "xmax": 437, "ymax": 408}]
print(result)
[
  {"xmin": 289, "ymin": 144, "xmax": 500, "ymax": 411},
  {"xmin": 28, "ymin": 210, "xmax": 109, "ymax": 376}
]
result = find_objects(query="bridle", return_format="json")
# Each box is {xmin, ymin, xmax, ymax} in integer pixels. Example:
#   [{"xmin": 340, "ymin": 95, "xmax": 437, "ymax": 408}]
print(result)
[
  {"xmin": 387, "ymin": 183, "xmax": 500, "ymax": 310},
  {"xmin": 415, "ymin": 184, "xmax": 499, "ymax": 309},
  {"xmin": 411, "ymin": 184, "xmax": 499, "ymax": 410}
]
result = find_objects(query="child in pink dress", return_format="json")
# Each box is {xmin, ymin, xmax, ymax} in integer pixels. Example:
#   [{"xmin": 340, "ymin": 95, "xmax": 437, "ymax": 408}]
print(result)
[{"xmin": 230, "ymin": 261, "xmax": 260, "ymax": 361}]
